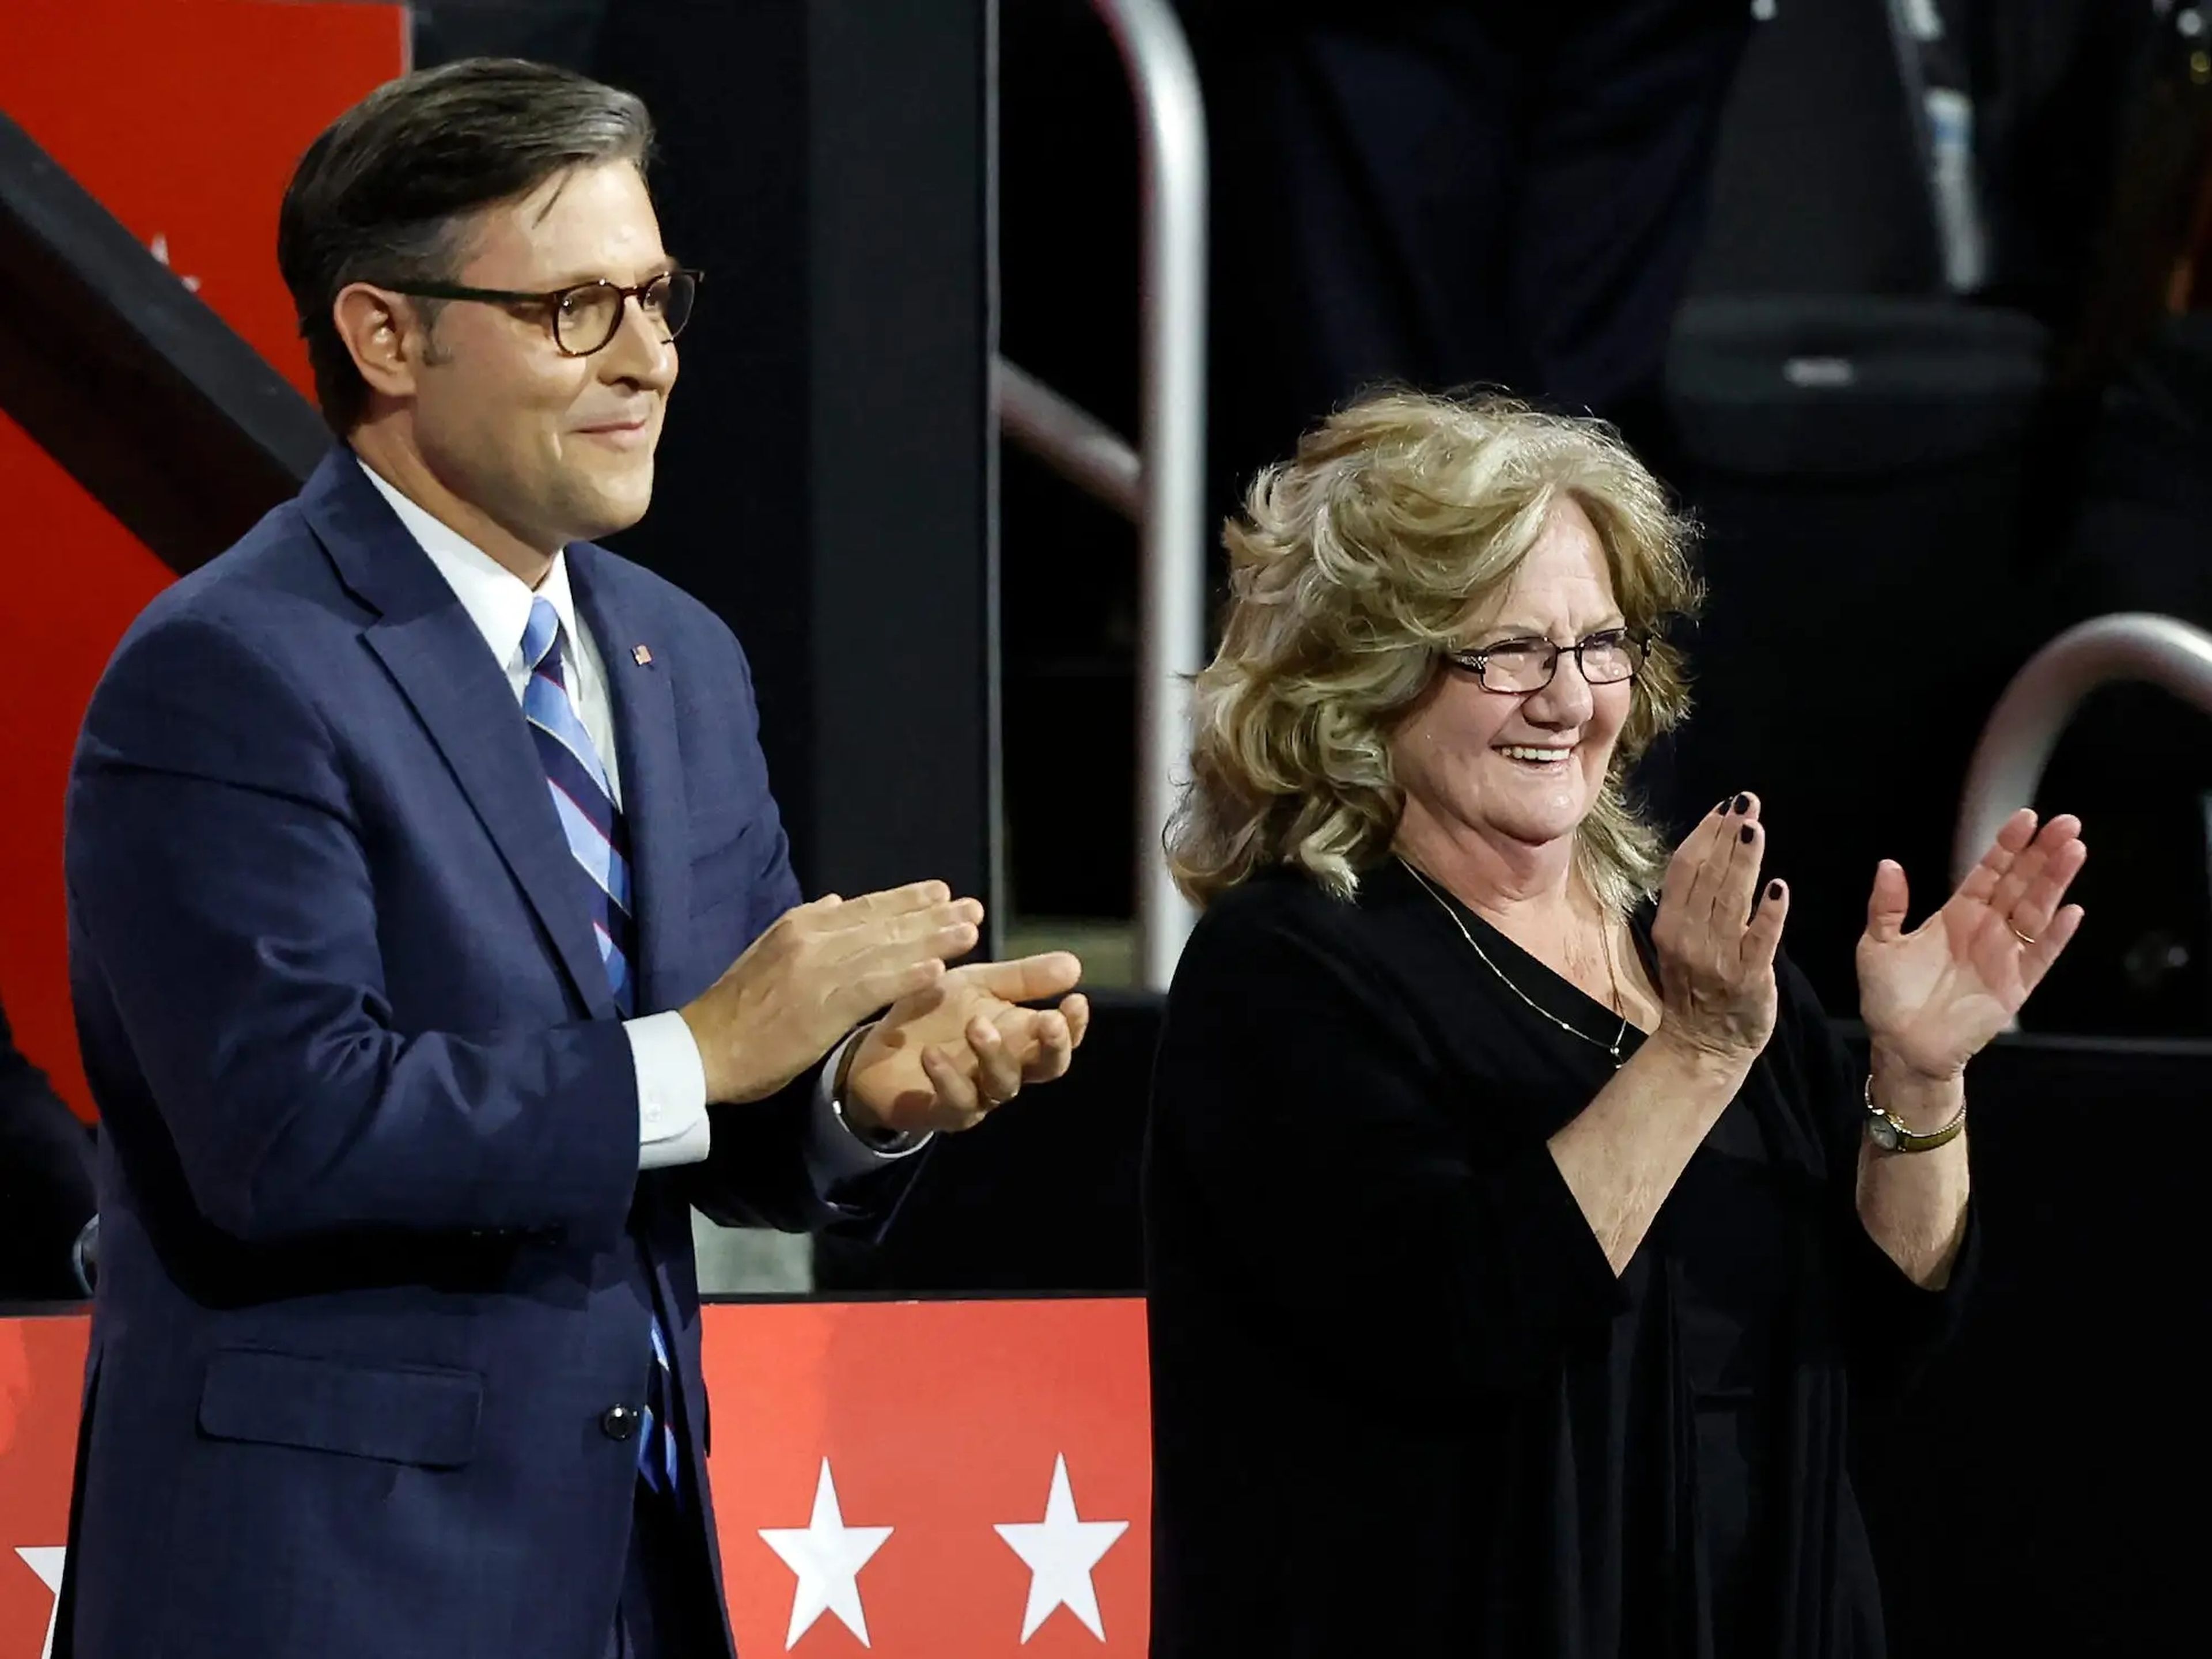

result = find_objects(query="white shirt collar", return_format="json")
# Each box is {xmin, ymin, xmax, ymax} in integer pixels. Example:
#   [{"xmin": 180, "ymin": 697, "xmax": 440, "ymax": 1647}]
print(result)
[{"xmin": 353, "ymin": 452, "xmax": 583, "ymax": 672}]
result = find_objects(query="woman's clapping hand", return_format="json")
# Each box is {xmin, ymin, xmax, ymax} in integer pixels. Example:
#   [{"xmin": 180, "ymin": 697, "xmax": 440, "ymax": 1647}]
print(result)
[
  {"xmin": 1857, "ymin": 808, "xmax": 2086, "ymax": 1082},
  {"xmin": 1650, "ymin": 794, "xmax": 1790, "ymax": 1068}
]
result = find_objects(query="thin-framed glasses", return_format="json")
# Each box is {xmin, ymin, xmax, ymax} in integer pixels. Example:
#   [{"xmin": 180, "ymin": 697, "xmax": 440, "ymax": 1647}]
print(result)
[
  {"xmin": 371, "ymin": 268, "xmax": 702, "ymax": 357},
  {"xmin": 1443, "ymin": 628, "xmax": 1648, "ymax": 694}
]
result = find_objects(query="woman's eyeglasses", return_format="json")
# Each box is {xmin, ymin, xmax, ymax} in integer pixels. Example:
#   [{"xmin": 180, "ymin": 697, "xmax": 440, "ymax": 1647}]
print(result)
[
  {"xmin": 1442, "ymin": 629, "xmax": 1647, "ymax": 694},
  {"xmin": 369, "ymin": 268, "xmax": 702, "ymax": 357}
]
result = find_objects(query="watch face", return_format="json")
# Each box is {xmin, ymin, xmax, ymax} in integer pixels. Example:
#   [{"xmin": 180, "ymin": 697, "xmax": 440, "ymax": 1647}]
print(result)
[{"xmin": 1868, "ymin": 1113, "xmax": 1903, "ymax": 1152}]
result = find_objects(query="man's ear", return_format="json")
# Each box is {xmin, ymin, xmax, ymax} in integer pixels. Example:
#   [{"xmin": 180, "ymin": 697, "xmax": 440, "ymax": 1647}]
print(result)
[{"xmin": 332, "ymin": 283, "xmax": 430, "ymax": 404}]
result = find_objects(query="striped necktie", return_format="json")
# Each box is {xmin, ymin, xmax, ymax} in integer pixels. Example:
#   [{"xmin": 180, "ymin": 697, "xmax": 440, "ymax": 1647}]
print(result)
[
  {"xmin": 522, "ymin": 598, "xmax": 636, "ymax": 1016},
  {"xmin": 521, "ymin": 597, "xmax": 679, "ymax": 1496}
]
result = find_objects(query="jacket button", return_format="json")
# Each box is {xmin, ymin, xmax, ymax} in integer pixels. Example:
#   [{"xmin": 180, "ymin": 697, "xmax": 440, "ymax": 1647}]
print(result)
[{"xmin": 600, "ymin": 1405, "xmax": 641, "ymax": 1442}]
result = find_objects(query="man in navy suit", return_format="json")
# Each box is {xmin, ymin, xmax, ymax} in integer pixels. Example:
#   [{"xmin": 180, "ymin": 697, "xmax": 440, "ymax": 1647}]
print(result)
[{"xmin": 56, "ymin": 59, "xmax": 1087, "ymax": 1659}]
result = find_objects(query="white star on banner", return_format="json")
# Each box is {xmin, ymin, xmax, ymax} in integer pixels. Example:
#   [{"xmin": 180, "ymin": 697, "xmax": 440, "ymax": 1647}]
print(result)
[
  {"xmin": 16, "ymin": 1547, "xmax": 66, "ymax": 1659},
  {"xmin": 146, "ymin": 233, "xmax": 202, "ymax": 293},
  {"xmin": 757, "ymin": 1459, "xmax": 893, "ymax": 1650},
  {"xmin": 994, "ymin": 1455, "xmax": 1130, "ymax": 1643}
]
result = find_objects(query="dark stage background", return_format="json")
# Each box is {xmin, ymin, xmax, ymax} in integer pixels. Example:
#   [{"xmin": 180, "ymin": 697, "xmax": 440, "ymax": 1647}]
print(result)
[{"xmin": 2, "ymin": 2, "xmax": 2205, "ymax": 1653}]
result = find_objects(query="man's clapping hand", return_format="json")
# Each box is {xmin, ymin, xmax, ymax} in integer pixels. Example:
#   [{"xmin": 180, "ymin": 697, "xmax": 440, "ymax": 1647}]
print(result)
[
  {"xmin": 842, "ymin": 951, "xmax": 1089, "ymax": 1137},
  {"xmin": 677, "ymin": 880, "xmax": 1088, "ymax": 1130},
  {"xmin": 679, "ymin": 881, "xmax": 983, "ymax": 1104}
]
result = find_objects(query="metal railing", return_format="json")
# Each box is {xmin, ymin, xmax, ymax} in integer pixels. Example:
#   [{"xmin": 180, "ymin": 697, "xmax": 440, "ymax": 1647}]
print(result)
[
  {"xmin": 995, "ymin": 360, "xmax": 1141, "ymax": 524},
  {"xmin": 1953, "ymin": 613, "xmax": 2212, "ymax": 884},
  {"xmin": 994, "ymin": 0, "xmax": 1207, "ymax": 990}
]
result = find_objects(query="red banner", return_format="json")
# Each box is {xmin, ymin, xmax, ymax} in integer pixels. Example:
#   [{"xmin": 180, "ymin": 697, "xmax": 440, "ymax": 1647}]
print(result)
[
  {"xmin": 0, "ymin": 0, "xmax": 407, "ymax": 1121},
  {"xmin": 0, "ymin": 1301, "xmax": 1152, "ymax": 1657}
]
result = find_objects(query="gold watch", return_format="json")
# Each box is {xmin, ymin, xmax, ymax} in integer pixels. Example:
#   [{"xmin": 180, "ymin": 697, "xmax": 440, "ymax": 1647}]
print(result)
[{"xmin": 1862, "ymin": 1075, "xmax": 1967, "ymax": 1153}]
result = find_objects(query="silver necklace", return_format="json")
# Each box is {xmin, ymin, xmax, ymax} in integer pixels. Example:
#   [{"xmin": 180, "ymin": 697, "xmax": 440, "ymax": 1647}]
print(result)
[{"xmin": 1397, "ymin": 855, "xmax": 1631, "ymax": 1068}]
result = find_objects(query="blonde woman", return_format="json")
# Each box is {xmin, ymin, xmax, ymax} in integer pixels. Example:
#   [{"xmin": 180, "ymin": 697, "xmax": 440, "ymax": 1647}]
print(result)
[{"xmin": 1143, "ymin": 393, "xmax": 2085, "ymax": 1658}]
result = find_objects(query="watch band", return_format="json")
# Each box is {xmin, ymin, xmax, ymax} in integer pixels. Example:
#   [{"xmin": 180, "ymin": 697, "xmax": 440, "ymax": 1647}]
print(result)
[{"xmin": 1862, "ymin": 1074, "xmax": 1967, "ymax": 1154}]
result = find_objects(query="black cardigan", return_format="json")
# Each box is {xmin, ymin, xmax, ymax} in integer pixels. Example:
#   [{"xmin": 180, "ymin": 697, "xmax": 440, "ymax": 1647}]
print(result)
[{"xmin": 1143, "ymin": 861, "xmax": 1974, "ymax": 1658}]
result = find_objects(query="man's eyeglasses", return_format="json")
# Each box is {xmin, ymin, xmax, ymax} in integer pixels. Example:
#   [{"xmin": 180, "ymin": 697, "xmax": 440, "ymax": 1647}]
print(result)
[
  {"xmin": 1442, "ymin": 629, "xmax": 1648, "ymax": 694},
  {"xmin": 370, "ymin": 268, "xmax": 702, "ymax": 357}
]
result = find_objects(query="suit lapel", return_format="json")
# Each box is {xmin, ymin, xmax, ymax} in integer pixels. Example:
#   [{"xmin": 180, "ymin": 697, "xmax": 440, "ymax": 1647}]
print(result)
[
  {"xmin": 301, "ymin": 449, "xmax": 616, "ymax": 1021},
  {"xmin": 568, "ymin": 544, "xmax": 692, "ymax": 1014}
]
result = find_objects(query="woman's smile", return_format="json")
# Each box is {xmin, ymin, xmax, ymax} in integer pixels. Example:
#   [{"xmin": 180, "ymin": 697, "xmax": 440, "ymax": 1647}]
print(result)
[{"xmin": 1497, "ymin": 742, "xmax": 1577, "ymax": 767}]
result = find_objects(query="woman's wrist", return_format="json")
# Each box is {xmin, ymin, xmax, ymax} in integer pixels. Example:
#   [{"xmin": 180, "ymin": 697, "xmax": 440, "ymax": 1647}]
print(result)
[
  {"xmin": 1642, "ymin": 1021, "xmax": 1758, "ymax": 1096},
  {"xmin": 1866, "ymin": 1044, "xmax": 1965, "ymax": 1132}
]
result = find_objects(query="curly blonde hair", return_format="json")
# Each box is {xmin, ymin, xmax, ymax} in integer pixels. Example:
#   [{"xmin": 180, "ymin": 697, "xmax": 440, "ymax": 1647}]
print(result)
[{"xmin": 1168, "ymin": 391, "xmax": 1702, "ymax": 914}]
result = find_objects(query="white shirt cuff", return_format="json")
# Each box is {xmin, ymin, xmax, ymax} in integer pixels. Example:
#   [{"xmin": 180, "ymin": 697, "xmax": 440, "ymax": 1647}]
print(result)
[
  {"xmin": 626, "ymin": 1010, "xmax": 713, "ymax": 1169},
  {"xmin": 806, "ymin": 1027, "xmax": 931, "ymax": 1191}
]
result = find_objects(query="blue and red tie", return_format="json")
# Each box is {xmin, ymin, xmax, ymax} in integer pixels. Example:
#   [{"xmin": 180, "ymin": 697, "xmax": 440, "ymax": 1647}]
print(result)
[{"xmin": 522, "ymin": 598, "xmax": 679, "ymax": 1496}]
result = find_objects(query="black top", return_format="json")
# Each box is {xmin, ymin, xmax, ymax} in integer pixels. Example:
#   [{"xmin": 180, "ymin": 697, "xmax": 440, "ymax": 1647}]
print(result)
[{"xmin": 1143, "ymin": 861, "xmax": 1975, "ymax": 1658}]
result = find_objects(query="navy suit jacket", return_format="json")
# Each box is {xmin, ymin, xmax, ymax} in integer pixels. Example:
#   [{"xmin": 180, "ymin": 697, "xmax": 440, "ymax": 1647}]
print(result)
[{"xmin": 57, "ymin": 450, "xmax": 884, "ymax": 1659}]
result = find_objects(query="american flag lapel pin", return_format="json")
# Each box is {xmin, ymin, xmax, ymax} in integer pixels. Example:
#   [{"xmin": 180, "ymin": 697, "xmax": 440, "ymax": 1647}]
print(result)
[{"xmin": 632, "ymin": 644, "xmax": 654, "ymax": 667}]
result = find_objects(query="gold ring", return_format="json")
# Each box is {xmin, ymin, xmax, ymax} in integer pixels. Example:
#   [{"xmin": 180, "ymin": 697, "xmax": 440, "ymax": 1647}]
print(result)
[{"xmin": 2010, "ymin": 925, "xmax": 2036, "ymax": 946}]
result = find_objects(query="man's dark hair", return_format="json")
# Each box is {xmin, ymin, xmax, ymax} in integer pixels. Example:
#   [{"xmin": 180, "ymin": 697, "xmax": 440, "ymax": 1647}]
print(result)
[{"xmin": 277, "ymin": 58, "xmax": 654, "ymax": 433}]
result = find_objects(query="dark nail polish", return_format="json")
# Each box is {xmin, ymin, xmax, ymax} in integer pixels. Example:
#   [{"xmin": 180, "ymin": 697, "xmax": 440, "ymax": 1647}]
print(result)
[
  {"xmin": 1767, "ymin": 880, "xmax": 1782, "ymax": 899},
  {"xmin": 1740, "ymin": 824, "xmax": 1755, "ymax": 844},
  {"xmin": 1733, "ymin": 793, "xmax": 1751, "ymax": 815}
]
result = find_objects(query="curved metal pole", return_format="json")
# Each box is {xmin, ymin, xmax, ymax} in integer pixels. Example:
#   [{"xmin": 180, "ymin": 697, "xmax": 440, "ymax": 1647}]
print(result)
[
  {"xmin": 994, "ymin": 357, "xmax": 1142, "ymax": 523},
  {"xmin": 1953, "ymin": 613, "xmax": 2212, "ymax": 884},
  {"xmin": 1092, "ymin": 0, "xmax": 1208, "ymax": 990}
]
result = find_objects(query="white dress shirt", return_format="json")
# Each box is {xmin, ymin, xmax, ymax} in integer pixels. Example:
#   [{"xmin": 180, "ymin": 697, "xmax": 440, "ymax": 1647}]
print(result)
[{"xmin": 357, "ymin": 456, "xmax": 919, "ymax": 1184}]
